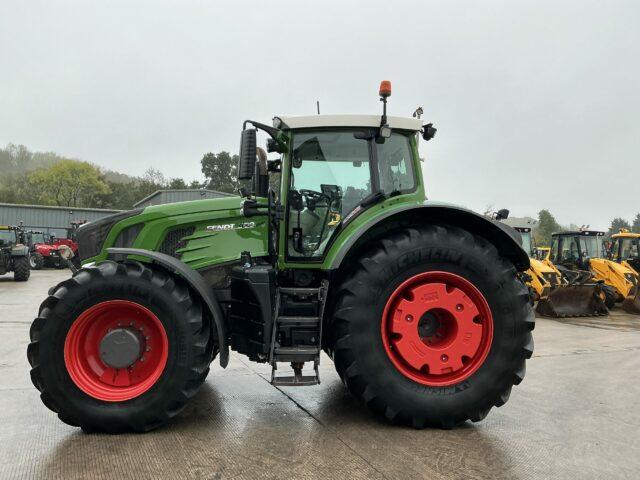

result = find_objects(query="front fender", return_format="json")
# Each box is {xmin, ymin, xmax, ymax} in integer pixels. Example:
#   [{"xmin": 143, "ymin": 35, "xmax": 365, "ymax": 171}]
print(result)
[
  {"xmin": 328, "ymin": 201, "xmax": 530, "ymax": 271},
  {"xmin": 107, "ymin": 248, "xmax": 229, "ymax": 368}
]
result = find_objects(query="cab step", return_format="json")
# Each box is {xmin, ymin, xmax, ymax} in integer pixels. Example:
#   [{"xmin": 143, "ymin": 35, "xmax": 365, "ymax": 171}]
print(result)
[{"xmin": 269, "ymin": 281, "xmax": 328, "ymax": 387}]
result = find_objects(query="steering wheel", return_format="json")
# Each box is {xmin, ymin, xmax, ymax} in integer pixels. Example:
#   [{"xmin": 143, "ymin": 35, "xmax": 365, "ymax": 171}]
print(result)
[
  {"xmin": 299, "ymin": 189, "xmax": 327, "ymax": 203},
  {"xmin": 299, "ymin": 189, "xmax": 330, "ymax": 212}
]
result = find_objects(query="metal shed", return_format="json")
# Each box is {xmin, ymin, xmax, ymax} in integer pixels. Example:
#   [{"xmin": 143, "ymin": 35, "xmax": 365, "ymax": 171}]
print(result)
[
  {"xmin": 133, "ymin": 189, "xmax": 232, "ymax": 208},
  {"xmin": 0, "ymin": 203, "xmax": 122, "ymax": 238}
]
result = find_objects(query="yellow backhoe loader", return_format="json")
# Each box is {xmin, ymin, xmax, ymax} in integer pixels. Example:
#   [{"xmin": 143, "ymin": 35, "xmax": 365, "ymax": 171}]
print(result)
[
  {"xmin": 549, "ymin": 230, "xmax": 640, "ymax": 314},
  {"xmin": 514, "ymin": 227, "xmax": 608, "ymax": 317},
  {"xmin": 611, "ymin": 229, "xmax": 640, "ymax": 274}
]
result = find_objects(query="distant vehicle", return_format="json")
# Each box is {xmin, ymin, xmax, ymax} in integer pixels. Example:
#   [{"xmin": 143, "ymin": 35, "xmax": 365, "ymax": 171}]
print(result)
[
  {"xmin": 0, "ymin": 225, "xmax": 30, "ymax": 281},
  {"xmin": 26, "ymin": 230, "xmax": 66, "ymax": 270}
]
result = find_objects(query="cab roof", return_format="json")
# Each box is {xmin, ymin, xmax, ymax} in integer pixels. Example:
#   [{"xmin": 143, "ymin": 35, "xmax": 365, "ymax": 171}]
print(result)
[{"xmin": 275, "ymin": 114, "xmax": 423, "ymax": 132}]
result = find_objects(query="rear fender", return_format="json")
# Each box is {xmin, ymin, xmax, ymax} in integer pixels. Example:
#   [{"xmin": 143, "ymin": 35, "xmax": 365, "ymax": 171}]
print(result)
[
  {"xmin": 107, "ymin": 247, "xmax": 229, "ymax": 368},
  {"xmin": 329, "ymin": 202, "xmax": 530, "ymax": 271}
]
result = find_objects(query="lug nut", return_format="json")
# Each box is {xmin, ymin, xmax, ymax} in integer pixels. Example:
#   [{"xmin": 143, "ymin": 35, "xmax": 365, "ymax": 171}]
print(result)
[
  {"xmin": 456, "ymin": 304, "xmax": 464, "ymax": 311},
  {"xmin": 406, "ymin": 314, "xmax": 414, "ymax": 322},
  {"xmin": 441, "ymin": 354, "xmax": 448, "ymax": 362}
]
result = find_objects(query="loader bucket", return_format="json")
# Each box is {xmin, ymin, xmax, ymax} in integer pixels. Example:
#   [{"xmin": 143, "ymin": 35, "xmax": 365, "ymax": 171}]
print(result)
[
  {"xmin": 621, "ymin": 285, "xmax": 640, "ymax": 315},
  {"xmin": 535, "ymin": 284, "xmax": 609, "ymax": 318}
]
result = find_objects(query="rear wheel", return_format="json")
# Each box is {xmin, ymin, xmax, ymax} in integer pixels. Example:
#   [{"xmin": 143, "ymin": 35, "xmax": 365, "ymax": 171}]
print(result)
[
  {"xmin": 329, "ymin": 225, "xmax": 534, "ymax": 428},
  {"xmin": 30, "ymin": 253, "xmax": 44, "ymax": 270},
  {"xmin": 27, "ymin": 260, "xmax": 215, "ymax": 432},
  {"xmin": 13, "ymin": 256, "xmax": 30, "ymax": 281}
]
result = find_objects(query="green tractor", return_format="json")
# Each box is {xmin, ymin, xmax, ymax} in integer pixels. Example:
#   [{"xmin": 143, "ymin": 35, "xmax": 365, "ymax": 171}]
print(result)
[
  {"xmin": 28, "ymin": 82, "xmax": 534, "ymax": 432},
  {"xmin": 1, "ymin": 224, "xmax": 30, "ymax": 281}
]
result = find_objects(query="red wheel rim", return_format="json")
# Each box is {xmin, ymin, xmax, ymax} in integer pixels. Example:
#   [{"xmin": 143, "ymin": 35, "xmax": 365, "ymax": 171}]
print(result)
[
  {"xmin": 381, "ymin": 271, "xmax": 493, "ymax": 386},
  {"xmin": 64, "ymin": 300, "xmax": 169, "ymax": 402}
]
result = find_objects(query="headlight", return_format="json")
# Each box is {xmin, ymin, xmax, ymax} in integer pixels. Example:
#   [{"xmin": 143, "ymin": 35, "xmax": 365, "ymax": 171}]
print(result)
[{"xmin": 77, "ymin": 209, "xmax": 142, "ymax": 261}]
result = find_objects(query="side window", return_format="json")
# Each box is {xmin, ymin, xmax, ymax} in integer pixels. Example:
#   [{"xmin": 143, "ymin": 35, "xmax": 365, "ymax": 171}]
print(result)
[
  {"xmin": 377, "ymin": 133, "xmax": 415, "ymax": 194},
  {"xmin": 564, "ymin": 238, "xmax": 579, "ymax": 262}
]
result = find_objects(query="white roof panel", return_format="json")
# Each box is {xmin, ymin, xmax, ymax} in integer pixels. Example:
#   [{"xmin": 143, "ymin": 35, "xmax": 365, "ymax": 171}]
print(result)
[{"xmin": 276, "ymin": 114, "xmax": 422, "ymax": 132}]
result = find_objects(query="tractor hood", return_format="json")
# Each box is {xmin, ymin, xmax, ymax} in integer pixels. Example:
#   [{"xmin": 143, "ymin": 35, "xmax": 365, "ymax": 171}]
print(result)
[
  {"xmin": 142, "ymin": 196, "xmax": 243, "ymax": 217},
  {"xmin": 78, "ymin": 195, "xmax": 269, "ymax": 269}
]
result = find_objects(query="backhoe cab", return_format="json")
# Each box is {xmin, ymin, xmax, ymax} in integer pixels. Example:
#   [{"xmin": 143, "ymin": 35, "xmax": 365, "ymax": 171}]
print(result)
[
  {"xmin": 28, "ymin": 82, "xmax": 534, "ymax": 433},
  {"xmin": 611, "ymin": 229, "xmax": 640, "ymax": 274}
]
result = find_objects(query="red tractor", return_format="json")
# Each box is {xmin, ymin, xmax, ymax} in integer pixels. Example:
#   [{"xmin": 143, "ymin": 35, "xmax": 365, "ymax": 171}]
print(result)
[
  {"xmin": 27, "ymin": 221, "xmax": 85, "ymax": 269},
  {"xmin": 27, "ymin": 231, "xmax": 66, "ymax": 269}
]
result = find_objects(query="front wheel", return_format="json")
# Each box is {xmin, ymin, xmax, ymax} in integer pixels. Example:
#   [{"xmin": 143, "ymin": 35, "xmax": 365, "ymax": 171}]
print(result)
[
  {"xmin": 27, "ymin": 260, "xmax": 215, "ymax": 433},
  {"xmin": 602, "ymin": 285, "xmax": 617, "ymax": 310},
  {"xmin": 329, "ymin": 225, "xmax": 534, "ymax": 428},
  {"xmin": 13, "ymin": 256, "xmax": 30, "ymax": 281},
  {"xmin": 30, "ymin": 253, "xmax": 44, "ymax": 270}
]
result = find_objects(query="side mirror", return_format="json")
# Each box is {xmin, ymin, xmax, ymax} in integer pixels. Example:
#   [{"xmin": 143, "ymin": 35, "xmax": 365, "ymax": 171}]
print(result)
[
  {"xmin": 238, "ymin": 129, "xmax": 257, "ymax": 180},
  {"xmin": 495, "ymin": 208, "xmax": 510, "ymax": 221},
  {"xmin": 422, "ymin": 123, "xmax": 437, "ymax": 141}
]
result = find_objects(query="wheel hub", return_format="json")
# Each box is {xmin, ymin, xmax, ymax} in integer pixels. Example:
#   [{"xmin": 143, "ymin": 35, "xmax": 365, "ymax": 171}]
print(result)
[
  {"xmin": 99, "ymin": 327, "xmax": 145, "ymax": 369},
  {"xmin": 64, "ymin": 300, "xmax": 169, "ymax": 402},
  {"xmin": 381, "ymin": 271, "xmax": 494, "ymax": 387}
]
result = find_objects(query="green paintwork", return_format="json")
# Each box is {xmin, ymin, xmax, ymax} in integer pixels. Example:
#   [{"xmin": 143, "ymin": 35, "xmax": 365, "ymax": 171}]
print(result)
[
  {"xmin": 84, "ymin": 196, "xmax": 269, "ymax": 270},
  {"xmin": 87, "ymin": 126, "xmax": 426, "ymax": 273}
]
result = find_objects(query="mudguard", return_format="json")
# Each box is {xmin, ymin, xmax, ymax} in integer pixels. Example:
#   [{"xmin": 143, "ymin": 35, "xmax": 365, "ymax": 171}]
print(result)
[
  {"xmin": 329, "ymin": 201, "xmax": 530, "ymax": 271},
  {"xmin": 107, "ymin": 247, "xmax": 229, "ymax": 368}
]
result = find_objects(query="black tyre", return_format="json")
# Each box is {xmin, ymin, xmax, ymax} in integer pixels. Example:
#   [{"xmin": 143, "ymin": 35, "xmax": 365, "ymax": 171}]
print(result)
[
  {"xmin": 329, "ymin": 225, "xmax": 534, "ymax": 428},
  {"xmin": 602, "ymin": 285, "xmax": 617, "ymax": 310},
  {"xmin": 71, "ymin": 256, "xmax": 81, "ymax": 269},
  {"xmin": 30, "ymin": 253, "xmax": 44, "ymax": 270},
  {"xmin": 27, "ymin": 260, "xmax": 215, "ymax": 433},
  {"xmin": 13, "ymin": 256, "xmax": 30, "ymax": 281}
]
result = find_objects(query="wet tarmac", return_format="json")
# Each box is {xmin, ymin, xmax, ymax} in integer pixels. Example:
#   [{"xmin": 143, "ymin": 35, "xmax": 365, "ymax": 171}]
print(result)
[{"xmin": 1, "ymin": 270, "xmax": 639, "ymax": 479}]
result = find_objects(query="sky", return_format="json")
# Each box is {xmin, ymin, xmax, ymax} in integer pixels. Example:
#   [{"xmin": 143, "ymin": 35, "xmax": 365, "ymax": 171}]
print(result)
[{"xmin": 1, "ymin": 0, "xmax": 638, "ymax": 230}]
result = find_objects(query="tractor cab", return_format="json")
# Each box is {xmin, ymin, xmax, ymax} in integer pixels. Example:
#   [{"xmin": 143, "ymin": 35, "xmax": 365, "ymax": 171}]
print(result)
[
  {"xmin": 611, "ymin": 229, "xmax": 640, "ymax": 274},
  {"xmin": 237, "ymin": 81, "xmax": 436, "ymax": 266},
  {"xmin": 514, "ymin": 226, "xmax": 534, "ymax": 257},
  {"xmin": 550, "ymin": 230, "xmax": 605, "ymax": 271},
  {"xmin": 0, "ymin": 225, "xmax": 19, "ymax": 247}
]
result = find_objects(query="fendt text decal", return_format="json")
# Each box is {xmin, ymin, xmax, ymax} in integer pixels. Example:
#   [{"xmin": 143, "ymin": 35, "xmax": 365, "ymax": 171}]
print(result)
[{"xmin": 205, "ymin": 222, "xmax": 256, "ymax": 232}]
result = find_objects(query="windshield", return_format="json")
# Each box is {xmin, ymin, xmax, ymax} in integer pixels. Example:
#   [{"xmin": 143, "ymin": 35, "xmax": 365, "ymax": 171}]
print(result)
[
  {"xmin": 31, "ymin": 233, "xmax": 46, "ymax": 244},
  {"xmin": 579, "ymin": 236, "xmax": 603, "ymax": 259},
  {"xmin": 520, "ymin": 232, "xmax": 533, "ymax": 256},
  {"xmin": 0, "ymin": 230, "xmax": 16, "ymax": 246},
  {"xmin": 614, "ymin": 237, "xmax": 639, "ymax": 261}
]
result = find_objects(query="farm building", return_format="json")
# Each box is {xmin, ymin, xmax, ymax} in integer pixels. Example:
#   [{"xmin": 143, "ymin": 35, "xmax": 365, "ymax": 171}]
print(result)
[
  {"xmin": 134, "ymin": 189, "xmax": 231, "ymax": 208},
  {"xmin": 0, "ymin": 203, "xmax": 123, "ymax": 239}
]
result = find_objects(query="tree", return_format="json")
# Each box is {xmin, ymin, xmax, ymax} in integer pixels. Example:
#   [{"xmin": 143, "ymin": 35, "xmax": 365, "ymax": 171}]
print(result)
[
  {"xmin": 201, "ymin": 152, "xmax": 238, "ymax": 194},
  {"xmin": 168, "ymin": 178, "xmax": 188, "ymax": 189},
  {"xmin": 609, "ymin": 217, "xmax": 631, "ymax": 236},
  {"xmin": 26, "ymin": 160, "xmax": 110, "ymax": 207},
  {"xmin": 632, "ymin": 213, "xmax": 640, "ymax": 234},
  {"xmin": 535, "ymin": 209, "xmax": 562, "ymax": 246}
]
